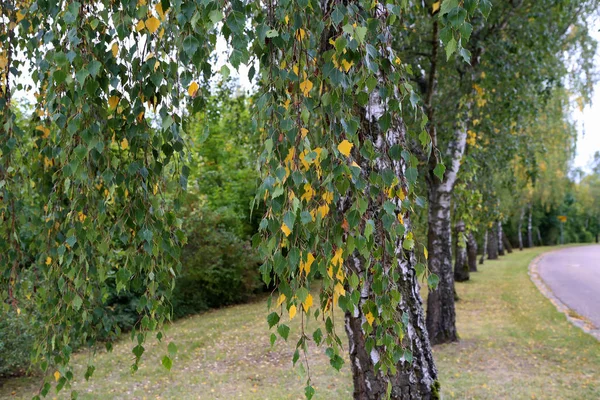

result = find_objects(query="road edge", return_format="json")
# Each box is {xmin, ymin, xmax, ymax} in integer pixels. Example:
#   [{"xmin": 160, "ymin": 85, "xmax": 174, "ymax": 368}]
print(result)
[{"xmin": 528, "ymin": 248, "xmax": 600, "ymax": 341}]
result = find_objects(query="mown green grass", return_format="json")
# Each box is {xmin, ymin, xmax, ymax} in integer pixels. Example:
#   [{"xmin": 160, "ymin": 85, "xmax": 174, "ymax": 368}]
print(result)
[{"xmin": 2, "ymin": 246, "xmax": 599, "ymax": 399}]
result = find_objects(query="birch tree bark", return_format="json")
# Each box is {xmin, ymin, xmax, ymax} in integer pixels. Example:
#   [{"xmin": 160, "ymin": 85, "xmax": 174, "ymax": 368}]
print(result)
[
  {"xmin": 453, "ymin": 221, "xmax": 469, "ymax": 282},
  {"xmin": 487, "ymin": 224, "xmax": 499, "ymax": 259},
  {"xmin": 342, "ymin": 110, "xmax": 438, "ymax": 399},
  {"xmin": 467, "ymin": 232, "xmax": 478, "ymax": 272},
  {"xmin": 518, "ymin": 207, "xmax": 524, "ymax": 250},
  {"xmin": 425, "ymin": 122, "xmax": 466, "ymax": 344},
  {"xmin": 322, "ymin": 2, "xmax": 439, "ymax": 397},
  {"xmin": 527, "ymin": 204, "xmax": 534, "ymax": 248},
  {"xmin": 497, "ymin": 221, "xmax": 505, "ymax": 256},
  {"xmin": 479, "ymin": 229, "xmax": 487, "ymax": 265}
]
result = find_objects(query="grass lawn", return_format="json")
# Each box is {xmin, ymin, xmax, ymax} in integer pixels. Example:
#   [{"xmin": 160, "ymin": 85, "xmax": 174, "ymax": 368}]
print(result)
[{"xmin": 1, "ymin": 246, "xmax": 599, "ymax": 399}]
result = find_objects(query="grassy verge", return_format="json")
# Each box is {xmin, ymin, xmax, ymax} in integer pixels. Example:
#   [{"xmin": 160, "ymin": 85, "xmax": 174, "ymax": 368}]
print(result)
[{"xmin": 1, "ymin": 246, "xmax": 599, "ymax": 399}]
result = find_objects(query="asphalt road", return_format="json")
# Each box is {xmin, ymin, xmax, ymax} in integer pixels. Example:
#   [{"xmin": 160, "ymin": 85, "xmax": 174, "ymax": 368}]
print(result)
[{"xmin": 538, "ymin": 245, "xmax": 600, "ymax": 329}]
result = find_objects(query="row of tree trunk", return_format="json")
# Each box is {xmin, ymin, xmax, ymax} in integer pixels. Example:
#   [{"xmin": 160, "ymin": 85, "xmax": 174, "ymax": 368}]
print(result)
[{"xmin": 454, "ymin": 215, "xmax": 537, "ymax": 283}]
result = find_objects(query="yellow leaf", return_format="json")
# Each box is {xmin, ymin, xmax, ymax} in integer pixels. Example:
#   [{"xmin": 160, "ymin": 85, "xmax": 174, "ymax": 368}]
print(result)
[
  {"xmin": 137, "ymin": 110, "xmax": 145, "ymax": 122},
  {"xmin": 333, "ymin": 282, "xmax": 346, "ymax": 306},
  {"xmin": 120, "ymin": 138, "xmax": 129, "ymax": 150},
  {"xmin": 188, "ymin": 81, "xmax": 199, "ymax": 97},
  {"xmin": 300, "ymin": 183, "xmax": 314, "ymax": 202},
  {"xmin": 398, "ymin": 213, "xmax": 404, "ymax": 225},
  {"xmin": 281, "ymin": 223, "xmax": 292, "ymax": 237},
  {"xmin": 145, "ymin": 17, "xmax": 160, "ymax": 34},
  {"xmin": 336, "ymin": 265, "xmax": 345, "ymax": 282},
  {"xmin": 36, "ymin": 125, "xmax": 50, "ymax": 138},
  {"xmin": 397, "ymin": 189, "xmax": 406, "ymax": 201},
  {"xmin": 340, "ymin": 59, "xmax": 353, "ymax": 72},
  {"xmin": 111, "ymin": 43, "xmax": 118, "ymax": 58},
  {"xmin": 135, "ymin": 20, "xmax": 145, "ymax": 32},
  {"xmin": 303, "ymin": 294, "xmax": 313, "ymax": 312},
  {"xmin": 0, "ymin": 54, "xmax": 7, "ymax": 69},
  {"xmin": 331, "ymin": 247, "xmax": 344, "ymax": 268},
  {"xmin": 317, "ymin": 204, "xmax": 329, "ymax": 218},
  {"xmin": 432, "ymin": 1, "xmax": 440, "ymax": 13},
  {"xmin": 295, "ymin": 28, "xmax": 306, "ymax": 41},
  {"xmin": 300, "ymin": 252, "xmax": 315, "ymax": 275},
  {"xmin": 299, "ymin": 150, "xmax": 311, "ymax": 171},
  {"xmin": 277, "ymin": 293, "xmax": 286, "ymax": 307},
  {"xmin": 45, "ymin": 257, "xmax": 52, "ymax": 265},
  {"xmin": 338, "ymin": 140, "xmax": 353, "ymax": 156},
  {"xmin": 322, "ymin": 191, "xmax": 334, "ymax": 204},
  {"xmin": 282, "ymin": 99, "xmax": 291, "ymax": 110},
  {"xmin": 299, "ymin": 79, "xmax": 313, "ymax": 97},
  {"xmin": 394, "ymin": 57, "xmax": 401, "ymax": 65},
  {"xmin": 153, "ymin": 183, "xmax": 159, "ymax": 195},
  {"xmin": 289, "ymin": 304, "xmax": 297, "ymax": 320},
  {"xmin": 108, "ymin": 96, "xmax": 119, "ymax": 109},
  {"xmin": 54, "ymin": 371, "xmax": 60, "ymax": 382},
  {"xmin": 156, "ymin": 3, "xmax": 167, "ymax": 20},
  {"xmin": 300, "ymin": 127, "xmax": 308, "ymax": 138},
  {"xmin": 78, "ymin": 211, "xmax": 87, "ymax": 223},
  {"xmin": 16, "ymin": 10, "xmax": 25, "ymax": 22},
  {"xmin": 365, "ymin": 311, "xmax": 375, "ymax": 326},
  {"xmin": 424, "ymin": 246, "xmax": 428, "ymax": 260},
  {"xmin": 17, "ymin": 307, "xmax": 21, "ymax": 315},
  {"xmin": 284, "ymin": 15, "xmax": 289, "ymax": 24}
]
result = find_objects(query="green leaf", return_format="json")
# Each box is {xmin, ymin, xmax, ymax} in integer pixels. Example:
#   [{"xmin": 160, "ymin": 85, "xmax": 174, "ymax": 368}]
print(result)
[
  {"xmin": 305, "ymin": 385, "xmax": 315, "ymax": 400},
  {"xmin": 428, "ymin": 273, "xmax": 440, "ymax": 289},
  {"xmin": 266, "ymin": 29, "xmax": 279, "ymax": 38},
  {"xmin": 355, "ymin": 26, "xmax": 367, "ymax": 44},
  {"xmin": 183, "ymin": 36, "xmax": 200, "ymax": 57},
  {"xmin": 445, "ymin": 37, "xmax": 457, "ymax": 60},
  {"xmin": 220, "ymin": 65, "xmax": 231, "ymax": 80},
  {"xmin": 162, "ymin": 355, "xmax": 172, "ymax": 371},
  {"xmin": 440, "ymin": 0, "xmax": 459, "ymax": 15},
  {"xmin": 209, "ymin": 10, "xmax": 223, "ymax": 24},
  {"xmin": 132, "ymin": 345, "xmax": 145, "ymax": 359},
  {"xmin": 168, "ymin": 342, "xmax": 177, "ymax": 356},
  {"xmin": 87, "ymin": 60, "xmax": 101, "ymax": 77},
  {"xmin": 406, "ymin": 167, "xmax": 418, "ymax": 185},
  {"xmin": 72, "ymin": 295, "xmax": 83, "ymax": 310},
  {"xmin": 267, "ymin": 312, "xmax": 280, "ymax": 328},
  {"xmin": 434, "ymin": 163, "xmax": 446, "ymax": 181},
  {"xmin": 277, "ymin": 324, "xmax": 290, "ymax": 340}
]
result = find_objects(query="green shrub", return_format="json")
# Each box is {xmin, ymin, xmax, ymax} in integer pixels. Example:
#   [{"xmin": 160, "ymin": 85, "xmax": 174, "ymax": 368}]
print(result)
[
  {"xmin": 172, "ymin": 209, "xmax": 263, "ymax": 318},
  {"xmin": 0, "ymin": 309, "xmax": 35, "ymax": 377}
]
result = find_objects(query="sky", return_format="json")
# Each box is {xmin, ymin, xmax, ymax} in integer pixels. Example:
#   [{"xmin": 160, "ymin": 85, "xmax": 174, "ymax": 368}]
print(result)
[{"xmin": 572, "ymin": 21, "xmax": 600, "ymax": 173}]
